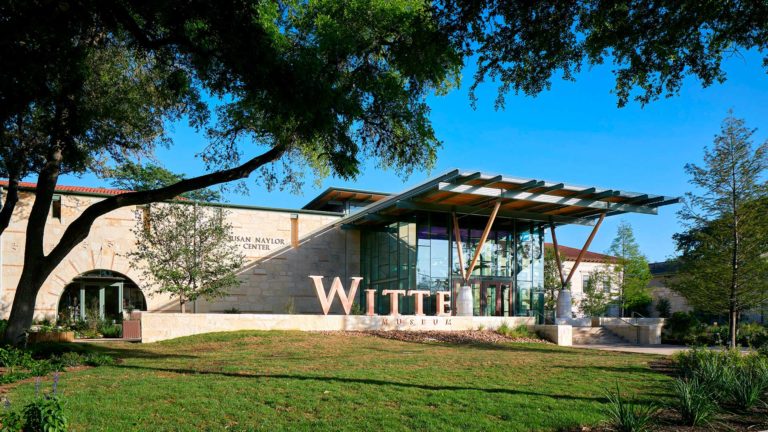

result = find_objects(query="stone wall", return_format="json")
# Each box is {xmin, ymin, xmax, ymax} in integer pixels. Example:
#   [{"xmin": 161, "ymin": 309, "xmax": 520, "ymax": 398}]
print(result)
[
  {"xmin": 0, "ymin": 189, "xmax": 347, "ymax": 319},
  {"xmin": 140, "ymin": 312, "xmax": 536, "ymax": 343}
]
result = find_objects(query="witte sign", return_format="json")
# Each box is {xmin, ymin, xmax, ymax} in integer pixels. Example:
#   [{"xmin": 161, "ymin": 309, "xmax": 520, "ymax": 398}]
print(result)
[{"xmin": 309, "ymin": 276, "xmax": 451, "ymax": 317}]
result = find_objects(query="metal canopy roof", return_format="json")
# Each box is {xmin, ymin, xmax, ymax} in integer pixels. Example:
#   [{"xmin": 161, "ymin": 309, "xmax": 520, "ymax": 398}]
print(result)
[
  {"xmin": 302, "ymin": 187, "xmax": 391, "ymax": 211},
  {"xmin": 336, "ymin": 169, "xmax": 679, "ymax": 228}
]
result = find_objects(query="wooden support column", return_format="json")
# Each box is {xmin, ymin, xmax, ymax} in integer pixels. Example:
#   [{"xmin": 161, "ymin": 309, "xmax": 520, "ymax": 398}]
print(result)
[
  {"xmin": 465, "ymin": 200, "xmax": 502, "ymax": 279},
  {"xmin": 549, "ymin": 222, "xmax": 566, "ymax": 289},
  {"xmin": 564, "ymin": 213, "xmax": 606, "ymax": 286},
  {"xmin": 452, "ymin": 212, "xmax": 466, "ymax": 282}
]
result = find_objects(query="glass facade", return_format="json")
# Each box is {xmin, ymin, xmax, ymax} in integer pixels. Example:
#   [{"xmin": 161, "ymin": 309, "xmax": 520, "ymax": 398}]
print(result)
[{"xmin": 360, "ymin": 213, "xmax": 544, "ymax": 319}]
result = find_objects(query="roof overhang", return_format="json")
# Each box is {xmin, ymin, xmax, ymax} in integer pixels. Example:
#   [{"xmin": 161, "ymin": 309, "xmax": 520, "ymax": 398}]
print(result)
[{"xmin": 336, "ymin": 169, "xmax": 680, "ymax": 228}]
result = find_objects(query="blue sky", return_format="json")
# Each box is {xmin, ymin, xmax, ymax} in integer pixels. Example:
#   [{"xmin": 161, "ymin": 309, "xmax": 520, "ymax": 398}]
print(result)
[{"xmin": 61, "ymin": 51, "xmax": 768, "ymax": 262}]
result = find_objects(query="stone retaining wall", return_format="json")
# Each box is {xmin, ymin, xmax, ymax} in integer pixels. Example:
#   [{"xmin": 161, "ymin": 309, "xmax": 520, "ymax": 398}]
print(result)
[{"xmin": 140, "ymin": 313, "xmax": 536, "ymax": 343}]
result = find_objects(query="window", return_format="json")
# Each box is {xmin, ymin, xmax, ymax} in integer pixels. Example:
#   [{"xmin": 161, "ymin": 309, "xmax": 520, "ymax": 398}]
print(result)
[
  {"xmin": 51, "ymin": 195, "xmax": 62, "ymax": 220},
  {"xmin": 602, "ymin": 278, "xmax": 611, "ymax": 293}
]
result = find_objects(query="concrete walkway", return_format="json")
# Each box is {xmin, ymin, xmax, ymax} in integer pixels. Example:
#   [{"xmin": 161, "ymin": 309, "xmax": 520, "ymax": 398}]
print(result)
[{"xmin": 572, "ymin": 344, "xmax": 690, "ymax": 355}]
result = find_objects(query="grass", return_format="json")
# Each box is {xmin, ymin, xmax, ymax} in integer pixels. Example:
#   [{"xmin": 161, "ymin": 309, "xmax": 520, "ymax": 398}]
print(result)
[{"xmin": 2, "ymin": 331, "xmax": 671, "ymax": 431}]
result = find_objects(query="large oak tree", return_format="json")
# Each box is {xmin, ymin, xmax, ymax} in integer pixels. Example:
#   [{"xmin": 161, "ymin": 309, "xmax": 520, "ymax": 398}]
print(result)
[{"xmin": 2, "ymin": 0, "xmax": 768, "ymax": 343}]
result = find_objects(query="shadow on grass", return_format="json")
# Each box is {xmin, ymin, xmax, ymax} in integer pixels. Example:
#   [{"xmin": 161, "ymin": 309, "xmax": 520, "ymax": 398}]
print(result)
[
  {"xmin": 114, "ymin": 363, "xmax": 621, "ymax": 403},
  {"xmin": 28, "ymin": 342, "xmax": 198, "ymax": 361}
]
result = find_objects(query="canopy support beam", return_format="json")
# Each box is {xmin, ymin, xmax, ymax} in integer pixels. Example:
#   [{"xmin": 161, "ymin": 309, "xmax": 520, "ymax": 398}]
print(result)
[
  {"xmin": 452, "ymin": 212, "xmax": 466, "ymax": 282},
  {"xmin": 465, "ymin": 200, "xmax": 501, "ymax": 282},
  {"xmin": 564, "ymin": 213, "xmax": 606, "ymax": 286},
  {"xmin": 549, "ymin": 222, "xmax": 566, "ymax": 289}
]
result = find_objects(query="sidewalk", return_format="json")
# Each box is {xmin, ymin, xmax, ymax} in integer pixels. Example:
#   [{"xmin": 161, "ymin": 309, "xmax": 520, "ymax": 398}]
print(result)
[{"xmin": 572, "ymin": 344, "xmax": 691, "ymax": 355}]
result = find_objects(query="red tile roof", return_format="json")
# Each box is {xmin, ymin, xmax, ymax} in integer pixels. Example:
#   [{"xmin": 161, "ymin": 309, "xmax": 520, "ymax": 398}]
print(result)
[
  {"xmin": 0, "ymin": 180, "xmax": 130, "ymax": 196},
  {"xmin": 544, "ymin": 242, "xmax": 616, "ymax": 263}
]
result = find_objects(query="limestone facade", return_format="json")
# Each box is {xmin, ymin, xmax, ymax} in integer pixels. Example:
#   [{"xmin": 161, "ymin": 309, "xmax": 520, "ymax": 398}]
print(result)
[{"xmin": 0, "ymin": 187, "xmax": 352, "ymax": 320}]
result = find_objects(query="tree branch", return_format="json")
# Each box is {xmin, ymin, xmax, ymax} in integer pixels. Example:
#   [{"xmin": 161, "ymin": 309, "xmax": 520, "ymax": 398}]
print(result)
[
  {"xmin": 46, "ymin": 143, "xmax": 287, "ymax": 266},
  {"xmin": 0, "ymin": 175, "xmax": 20, "ymax": 236}
]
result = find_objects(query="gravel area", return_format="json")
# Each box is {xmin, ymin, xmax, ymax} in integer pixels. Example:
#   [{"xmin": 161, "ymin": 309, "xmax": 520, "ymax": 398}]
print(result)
[{"xmin": 316, "ymin": 330, "xmax": 549, "ymax": 345}]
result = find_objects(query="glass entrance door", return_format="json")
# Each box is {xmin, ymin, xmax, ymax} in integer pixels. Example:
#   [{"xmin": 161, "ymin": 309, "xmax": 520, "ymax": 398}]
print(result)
[{"xmin": 471, "ymin": 280, "xmax": 513, "ymax": 316}]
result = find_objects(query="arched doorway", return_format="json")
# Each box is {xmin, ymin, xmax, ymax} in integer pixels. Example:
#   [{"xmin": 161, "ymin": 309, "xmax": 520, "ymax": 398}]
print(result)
[{"xmin": 58, "ymin": 270, "xmax": 147, "ymax": 321}]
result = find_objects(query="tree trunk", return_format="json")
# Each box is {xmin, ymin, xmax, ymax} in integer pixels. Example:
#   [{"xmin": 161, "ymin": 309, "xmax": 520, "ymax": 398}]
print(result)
[
  {"xmin": 728, "ymin": 305, "xmax": 738, "ymax": 348},
  {"xmin": 4, "ymin": 260, "xmax": 53, "ymax": 344}
]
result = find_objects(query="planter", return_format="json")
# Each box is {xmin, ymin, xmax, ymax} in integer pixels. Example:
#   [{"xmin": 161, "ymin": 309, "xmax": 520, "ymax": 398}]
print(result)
[
  {"xmin": 28, "ymin": 331, "xmax": 75, "ymax": 343},
  {"xmin": 456, "ymin": 285, "xmax": 473, "ymax": 316},
  {"xmin": 555, "ymin": 289, "xmax": 572, "ymax": 319}
]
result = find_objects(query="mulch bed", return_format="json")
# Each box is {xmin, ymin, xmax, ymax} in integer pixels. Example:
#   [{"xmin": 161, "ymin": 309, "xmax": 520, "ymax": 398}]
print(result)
[{"xmin": 316, "ymin": 330, "xmax": 549, "ymax": 345}]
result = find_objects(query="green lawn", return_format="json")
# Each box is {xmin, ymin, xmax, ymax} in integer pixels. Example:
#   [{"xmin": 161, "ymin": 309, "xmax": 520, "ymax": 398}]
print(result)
[{"xmin": 5, "ymin": 332, "xmax": 671, "ymax": 431}]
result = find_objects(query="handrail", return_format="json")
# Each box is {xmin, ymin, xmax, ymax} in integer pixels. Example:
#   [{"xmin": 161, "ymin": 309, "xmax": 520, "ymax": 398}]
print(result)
[
  {"xmin": 630, "ymin": 311, "xmax": 647, "ymax": 319},
  {"xmin": 613, "ymin": 316, "xmax": 641, "ymax": 344}
]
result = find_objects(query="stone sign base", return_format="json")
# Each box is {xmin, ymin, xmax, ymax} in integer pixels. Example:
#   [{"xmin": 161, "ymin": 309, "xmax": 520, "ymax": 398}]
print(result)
[{"xmin": 140, "ymin": 313, "xmax": 536, "ymax": 343}]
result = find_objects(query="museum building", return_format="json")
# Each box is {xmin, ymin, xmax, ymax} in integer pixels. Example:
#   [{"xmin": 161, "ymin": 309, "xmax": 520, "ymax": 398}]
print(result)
[{"xmin": 0, "ymin": 169, "xmax": 678, "ymax": 322}]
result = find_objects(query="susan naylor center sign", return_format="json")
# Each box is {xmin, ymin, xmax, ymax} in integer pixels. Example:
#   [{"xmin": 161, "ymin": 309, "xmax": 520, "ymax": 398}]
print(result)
[
  {"xmin": 309, "ymin": 276, "xmax": 451, "ymax": 319},
  {"xmin": 229, "ymin": 235, "xmax": 286, "ymax": 251}
]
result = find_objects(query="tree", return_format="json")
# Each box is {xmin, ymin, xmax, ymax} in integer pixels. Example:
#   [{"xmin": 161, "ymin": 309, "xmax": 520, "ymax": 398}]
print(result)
[
  {"xmin": 0, "ymin": 0, "xmax": 460, "ymax": 343},
  {"xmin": 127, "ymin": 202, "xmax": 245, "ymax": 313},
  {"xmin": 674, "ymin": 114, "xmax": 768, "ymax": 347},
  {"xmin": 106, "ymin": 162, "xmax": 222, "ymax": 202},
  {"xmin": 579, "ymin": 269, "xmax": 610, "ymax": 317},
  {"xmin": 607, "ymin": 221, "xmax": 652, "ymax": 316},
  {"xmin": 437, "ymin": 1, "xmax": 768, "ymax": 108}
]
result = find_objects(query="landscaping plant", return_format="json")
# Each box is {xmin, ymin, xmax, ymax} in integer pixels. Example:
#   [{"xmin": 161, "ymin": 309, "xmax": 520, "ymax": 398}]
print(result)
[
  {"xmin": 0, "ymin": 376, "xmax": 67, "ymax": 432},
  {"xmin": 604, "ymin": 383, "xmax": 659, "ymax": 432},
  {"xmin": 671, "ymin": 378, "xmax": 718, "ymax": 426}
]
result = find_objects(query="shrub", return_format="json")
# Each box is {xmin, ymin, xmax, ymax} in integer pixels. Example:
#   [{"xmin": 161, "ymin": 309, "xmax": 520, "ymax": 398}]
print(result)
[
  {"xmin": 496, "ymin": 322, "xmax": 534, "ymax": 339},
  {"xmin": 663, "ymin": 312, "xmax": 702, "ymax": 345},
  {"xmin": 97, "ymin": 321, "xmax": 122, "ymax": 339},
  {"xmin": 0, "ymin": 346, "xmax": 35, "ymax": 371},
  {"xmin": 82, "ymin": 353, "xmax": 115, "ymax": 367},
  {"xmin": 29, "ymin": 359, "xmax": 59, "ymax": 377},
  {"xmin": 655, "ymin": 298, "xmax": 671, "ymax": 318},
  {"xmin": 0, "ymin": 372, "xmax": 30, "ymax": 385},
  {"xmin": 604, "ymin": 383, "xmax": 659, "ymax": 432},
  {"xmin": 21, "ymin": 395, "xmax": 67, "ymax": 432},
  {"xmin": 725, "ymin": 357, "xmax": 768, "ymax": 410},
  {"xmin": 56, "ymin": 352, "xmax": 84, "ymax": 368},
  {"xmin": 738, "ymin": 322, "xmax": 768, "ymax": 348},
  {"xmin": 672, "ymin": 378, "xmax": 718, "ymax": 426},
  {"xmin": 1, "ymin": 376, "xmax": 68, "ymax": 432}
]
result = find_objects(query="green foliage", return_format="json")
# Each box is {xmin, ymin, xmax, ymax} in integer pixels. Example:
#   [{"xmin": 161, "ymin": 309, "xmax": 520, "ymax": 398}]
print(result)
[
  {"xmin": 20, "ymin": 394, "xmax": 68, "ymax": 432},
  {"xmin": 440, "ymin": 2, "xmax": 768, "ymax": 108},
  {"xmin": 82, "ymin": 353, "xmax": 116, "ymax": 367},
  {"xmin": 654, "ymin": 298, "xmax": 671, "ymax": 318},
  {"xmin": 580, "ymin": 269, "xmax": 610, "ymax": 317},
  {"xmin": 496, "ymin": 323, "xmax": 534, "ymax": 339},
  {"xmin": 673, "ymin": 348, "xmax": 768, "ymax": 411},
  {"xmin": 97, "ymin": 321, "xmax": 122, "ymax": 339},
  {"xmin": 671, "ymin": 378, "xmax": 718, "ymax": 426},
  {"xmin": 0, "ymin": 346, "xmax": 35, "ymax": 371},
  {"xmin": 603, "ymin": 383, "xmax": 659, "ymax": 432},
  {"xmin": 56, "ymin": 352, "xmax": 84, "ymax": 368},
  {"xmin": 127, "ymin": 203, "xmax": 246, "ymax": 312},
  {"xmin": 607, "ymin": 221, "xmax": 652, "ymax": 316},
  {"xmin": 674, "ymin": 114, "xmax": 768, "ymax": 347},
  {"xmin": 662, "ymin": 312, "xmax": 702, "ymax": 345},
  {"xmin": 738, "ymin": 322, "xmax": 768, "ymax": 348}
]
